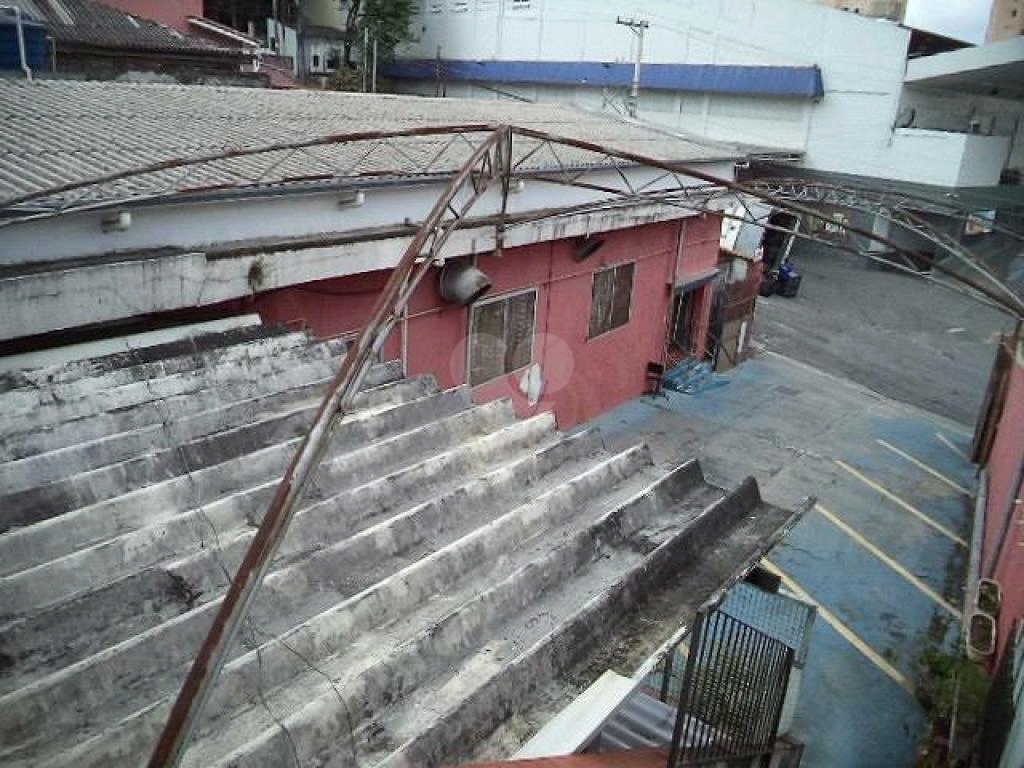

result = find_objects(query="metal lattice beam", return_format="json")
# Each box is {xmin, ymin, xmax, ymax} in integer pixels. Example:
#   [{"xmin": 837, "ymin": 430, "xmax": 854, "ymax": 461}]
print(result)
[
  {"xmin": 145, "ymin": 126, "xmax": 511, "ymax": 768},
  {"xmin": 2, "ymin": 123, "xmax": 1021, "ymax": 317}
]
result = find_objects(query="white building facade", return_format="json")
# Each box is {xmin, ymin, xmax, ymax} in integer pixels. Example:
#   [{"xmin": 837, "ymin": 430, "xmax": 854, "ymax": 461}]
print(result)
[{"xmin": 391, "ymin": 0, "xmax": 1024, "ymax": 188}]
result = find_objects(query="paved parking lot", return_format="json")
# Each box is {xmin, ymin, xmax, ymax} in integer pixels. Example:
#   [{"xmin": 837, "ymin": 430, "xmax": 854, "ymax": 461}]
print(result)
[
  {"xmin": 755, "ymin": 241, "xmax": 1009, "ymax": 427},
  {"xmin": 584, "ymin": 352, "xmax": 976, "ymax": 768}
]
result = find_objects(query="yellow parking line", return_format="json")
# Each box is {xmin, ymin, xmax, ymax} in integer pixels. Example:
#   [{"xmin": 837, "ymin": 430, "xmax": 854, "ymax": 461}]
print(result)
[
  {"xmin": 876, "ymin": 439, "xmax": 973, "ymax": 496},
  {"xmin": 935, "ymin": 433, "xmax": 971, "ymax": 464},
  {"xmin": 814, "ymin": 504, "xmax": 960, "ymax": 619},
  {"xmin": 835, "ymin": 459, "xmax": 968, "ymax": 547},
  {"xmin": 760, "ymin": 559, "xmax": 914, "ymax": 695}
]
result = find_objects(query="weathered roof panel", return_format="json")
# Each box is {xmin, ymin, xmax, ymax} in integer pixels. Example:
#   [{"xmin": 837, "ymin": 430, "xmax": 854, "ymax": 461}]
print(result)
[
  {"xmin": 16, "ymin": 0, "xmax": 228, "ymax": 52},
  {"xmin": 0, "ymin": 79, "xmax": 784, "ymax": 208}
]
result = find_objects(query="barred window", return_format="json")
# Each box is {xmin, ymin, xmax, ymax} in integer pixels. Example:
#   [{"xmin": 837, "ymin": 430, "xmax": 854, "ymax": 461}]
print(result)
[
  {"xmin": 589, "ymin": 262, "xmax": 635, "ymax": 338},
  {"xmin": 469, "ymin": 290, "xmax": 537, "ymax": 386}
]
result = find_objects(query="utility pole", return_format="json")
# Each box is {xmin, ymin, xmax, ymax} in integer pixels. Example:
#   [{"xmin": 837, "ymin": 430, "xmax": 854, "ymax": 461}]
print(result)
[
  {"xmin": 616, "ymin": 16, "xmax": 648, "ymax": 118},
  {"xmin": 362, "ymin": 26, "xmax": 369, "ymax": 92},
  {"xmin": 371, "ymin": 35, "xmax": 378, "ymax": 93}
]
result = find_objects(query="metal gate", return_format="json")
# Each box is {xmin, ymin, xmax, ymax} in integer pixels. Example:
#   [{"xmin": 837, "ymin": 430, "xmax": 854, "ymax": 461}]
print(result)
[{"xmin": 667, "ymin": 604, "xmax": 796, "ymax": 767}]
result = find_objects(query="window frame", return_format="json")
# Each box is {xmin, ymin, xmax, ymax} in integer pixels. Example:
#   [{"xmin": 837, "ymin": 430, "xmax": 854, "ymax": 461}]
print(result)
[
  {"xmin": 467, "ymin": 287, "xmax": 538, "ymax": 387},
  {"xmin": 588, "ymin": 261, "xmax": 636, "ymax": 340}
]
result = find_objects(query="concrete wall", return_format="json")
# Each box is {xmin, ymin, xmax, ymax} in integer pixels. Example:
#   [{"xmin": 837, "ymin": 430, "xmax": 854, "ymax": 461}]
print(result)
[
  {"xmin": 253, "ymin": 216, "xmax": 721, "ymax": 428},
  {"xmin": 398, "ymin": 0, "xmax": 920, "ymax": 180},
  {"xmin": 0, "ymin": 157, "xmax": 737, "ymax": 344},
  {"xmin": 88, "ymin": 0, "xmax": 202, "ymax": 34},
  {"xmin": 398, "ymin": 0, "xmax": 1024, "ymax": 185},
  {"xmin": 404, "ymin": 81, "xmax": 812, "ymax": 152},
  {"xmin": 901, "ymin": 86, "xmax": 1024, "ymax": 172},
  {"xmin": 265, "ymin": 21, "xmax": 341, "ymax": 74},
  {"xmin": 983, "ymin": 341, "xmax": 1024, "ymax": 664},
  {"xmin": 879, "ymin": 129, "xmax": 1013, "ymax": 187},
  {"xmin": 0, "ymin": 200, "xmax": 707, "ymax": 344},
  {"xmin": 987, "ymin": 0, "xmax": 1024, "ymax": 42},
  {"xmin": 303, "ymin": 0, "xmax": 348, "ymax": 30}
]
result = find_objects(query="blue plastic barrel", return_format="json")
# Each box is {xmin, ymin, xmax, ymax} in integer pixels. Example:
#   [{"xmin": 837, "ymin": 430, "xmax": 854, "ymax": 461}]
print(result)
[{"xmin": 0, "ymin": 13, "xmax": 48, "ymax": 74}]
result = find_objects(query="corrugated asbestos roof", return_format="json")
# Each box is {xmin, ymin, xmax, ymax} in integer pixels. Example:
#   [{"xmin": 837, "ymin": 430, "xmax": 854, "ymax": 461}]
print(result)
[
  {"xmin": 0, "ymin": 79, "xmax": 774, "ymax": 208},
  {"xmin": 13, "ymin": 0, "xmax": 227, "ymax": 52}
]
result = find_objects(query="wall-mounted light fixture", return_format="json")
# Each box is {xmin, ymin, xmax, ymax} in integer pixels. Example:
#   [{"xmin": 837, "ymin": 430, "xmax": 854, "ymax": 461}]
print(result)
[
  {"xmin": 338, "ymin": 190, "xmax": 366, "ymax": 208},
  {"xmin": 101, "ymin": 210, "xmax": 132, "ymax": 233}
]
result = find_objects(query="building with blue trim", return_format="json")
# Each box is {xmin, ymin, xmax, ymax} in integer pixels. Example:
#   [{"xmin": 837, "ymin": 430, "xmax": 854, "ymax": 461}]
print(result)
[{"xmin": 387, "ymin": 0, "xmax": 1024, "ymax": 189}]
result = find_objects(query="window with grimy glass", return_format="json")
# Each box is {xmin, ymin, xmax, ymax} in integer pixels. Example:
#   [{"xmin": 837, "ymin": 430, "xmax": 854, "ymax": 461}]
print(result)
[
  {"xmin": 469, "ymin": 289, "xmax": 537, "ymax": 386},
  {"xmin": 589, "ymin": 262, "xmax": 635, "ymax": 339}
]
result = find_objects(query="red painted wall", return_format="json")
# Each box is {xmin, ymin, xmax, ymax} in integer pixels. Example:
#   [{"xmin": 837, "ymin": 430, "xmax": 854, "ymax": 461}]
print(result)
[
  {"xmin": 982, "ymin": 345, "xmax": 1024, "ymax": 664},
  {"xmin": 253, "ymin": 216, "xmax": 720, "ymax": 429},
  {"xmin": 94, "ymin": 0, "xmax": 202, "ymax": 33}
]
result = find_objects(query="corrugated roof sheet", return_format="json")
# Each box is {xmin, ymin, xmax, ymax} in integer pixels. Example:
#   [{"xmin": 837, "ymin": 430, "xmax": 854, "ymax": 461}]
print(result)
[
  {"xmin": 0, "ymin": 79, "xmax": 776, "ymax": 208},
  {"xmin": 18, "ymin": 0, "xmax": 231, "ymax": 53}
]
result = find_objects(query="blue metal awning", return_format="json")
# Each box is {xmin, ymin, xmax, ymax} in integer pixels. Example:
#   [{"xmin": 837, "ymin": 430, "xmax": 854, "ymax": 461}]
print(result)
[{"xmin": 384, "ymin": 59, "xmax": 824, "ymax": 99}]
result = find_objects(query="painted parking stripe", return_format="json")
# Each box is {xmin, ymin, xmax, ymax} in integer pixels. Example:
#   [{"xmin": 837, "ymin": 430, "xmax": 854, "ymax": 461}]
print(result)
[
  {"xmin": 876, "ymin": 439, "xmax": 974, "ymax": 496},
  {"xmin": 935, "ymin": 432, "xmax": 971, "ymax": 464},
  {"xmin": 814, "ymin": 503, "xmax": 960, "ymax": 619},
  {"xmin": 760, "ymin": 559, "xmax": 915, "ymax": 695},
  {"xmin": 835, "ymin": 459, "xmax": 968, "ymax": 547}
]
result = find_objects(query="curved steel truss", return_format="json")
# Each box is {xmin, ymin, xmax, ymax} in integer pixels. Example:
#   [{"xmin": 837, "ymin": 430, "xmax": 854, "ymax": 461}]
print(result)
[{"xmin": 3, "ymin": 123, "xmax": 1019, "ymax": 318}]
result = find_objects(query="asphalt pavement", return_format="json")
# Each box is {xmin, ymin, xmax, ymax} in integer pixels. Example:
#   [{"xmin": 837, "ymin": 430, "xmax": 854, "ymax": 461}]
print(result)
[
  {"xmin": 579, "ymin": 246, "xmax": 1007, "ymax": 766},
  {"xmin": 754, "ymin": 241, "xmax": 1013, "ymax": 427}
]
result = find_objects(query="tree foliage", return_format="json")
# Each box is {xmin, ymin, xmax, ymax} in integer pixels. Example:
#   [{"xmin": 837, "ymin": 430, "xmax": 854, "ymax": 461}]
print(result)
[
  {"xmin": 205, "ymin": 0, "xmax": 415, "ymax": 72},
  {"xmin": 342, "ymin": 0, "xmax": 415, "ymax": 67}
]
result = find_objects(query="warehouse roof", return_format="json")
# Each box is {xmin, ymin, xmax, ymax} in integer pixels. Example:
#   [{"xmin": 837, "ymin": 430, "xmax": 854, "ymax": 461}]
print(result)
[
  {"xmin": 0, "ymin": 79, "xmax": 790, "ymax": 209},
  {"xmin": 5, "ymin": 0, "xmax": 228, "ymax": 53}
]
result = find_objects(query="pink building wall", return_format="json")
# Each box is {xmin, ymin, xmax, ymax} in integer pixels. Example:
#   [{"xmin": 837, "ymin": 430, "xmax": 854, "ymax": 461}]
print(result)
[
  {"xmin": 982, "ymin": 344, "xmax": 1024, "ymax": 664},
  {"xmin": 253, "ymin": 216, "xmax": 720, "ymax": 429},
  {"xmin": 93, "ymin": 0, "xmax": 202, "ymax": 33}
]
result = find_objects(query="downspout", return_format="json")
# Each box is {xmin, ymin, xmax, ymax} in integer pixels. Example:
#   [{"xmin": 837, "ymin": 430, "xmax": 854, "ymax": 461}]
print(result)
[{"xmin": 1, "ymin": 5, "xmax": 33, "ymax": 81}]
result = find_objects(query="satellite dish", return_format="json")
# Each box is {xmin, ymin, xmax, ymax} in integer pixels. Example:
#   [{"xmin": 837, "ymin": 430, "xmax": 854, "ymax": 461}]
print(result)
[{"xmin": 895, "ymin": 106, "xmax": 916, "ymax": 129}]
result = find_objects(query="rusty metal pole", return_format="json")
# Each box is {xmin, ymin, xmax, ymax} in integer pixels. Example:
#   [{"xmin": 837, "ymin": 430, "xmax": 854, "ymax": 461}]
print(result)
[
  {"xmin": 146, "ymin": 126, "xmax": 508, "ymax": 768},
  {"xmin": 509, "ymin": 126, "xmax": 1024, "ymax": 317}
]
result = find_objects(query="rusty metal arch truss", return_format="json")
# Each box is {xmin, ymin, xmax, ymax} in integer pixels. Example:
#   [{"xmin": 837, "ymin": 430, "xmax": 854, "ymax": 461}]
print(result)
[{"xmin": 1, "ymin": 123, "xmax": 1021, "ymax": 766}]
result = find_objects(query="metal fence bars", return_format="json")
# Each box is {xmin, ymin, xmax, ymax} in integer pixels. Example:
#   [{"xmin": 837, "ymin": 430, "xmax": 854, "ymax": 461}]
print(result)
[{"xmin": 667, "ymin": 607, "xmax": 795, "ymax": 767}]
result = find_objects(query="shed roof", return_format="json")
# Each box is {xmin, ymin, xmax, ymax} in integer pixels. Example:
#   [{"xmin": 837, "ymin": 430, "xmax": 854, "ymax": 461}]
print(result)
[
  {"xmin": 8, "ymin": 0, "xmax": 229, "ymax": 53},
  {"xmin": 0, "ymin": 79, "xmax": 787, "ymax": 209}
]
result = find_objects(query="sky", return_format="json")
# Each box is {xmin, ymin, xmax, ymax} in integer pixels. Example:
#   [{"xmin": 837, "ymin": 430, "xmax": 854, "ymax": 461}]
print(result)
[{"xmin": 904, "ymin": 0, "xmax": 993, "ymax": 43}]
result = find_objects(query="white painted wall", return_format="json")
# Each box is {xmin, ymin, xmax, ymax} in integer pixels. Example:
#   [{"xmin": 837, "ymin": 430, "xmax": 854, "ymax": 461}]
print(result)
[
  {"xmin": 399, "ymin": 0, "xmax": 1019, "ymax": 185},
  {"xmin": 265, "ymin": 20, "xmax": 341, "ymax": 73},
  {"xmin": 877, "ymin": 129, "xmax": 1011, "ymax": 186},
  {"xmin": 957, "ymin": 132, "xmax": 1015, "ymax": 185},
  {"xmin": 901, "ymin": 86, "xmax": 1024, "ymax": 170},
  {"xmin": 400, "ymin": 80, "xmax": 811, "ymax": 150}
]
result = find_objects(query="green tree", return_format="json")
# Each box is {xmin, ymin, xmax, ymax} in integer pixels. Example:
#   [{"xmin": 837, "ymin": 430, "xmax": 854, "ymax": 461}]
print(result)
[{"xmin": 342, "ymin": 0, "xmax": 415, "ymax": 67}]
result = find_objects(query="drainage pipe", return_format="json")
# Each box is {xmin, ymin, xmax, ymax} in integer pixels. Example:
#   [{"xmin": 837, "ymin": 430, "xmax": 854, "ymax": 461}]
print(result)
[{"xmin": 0, "ymin": 5, "xmax": 32, "ymax": 81}]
